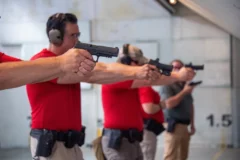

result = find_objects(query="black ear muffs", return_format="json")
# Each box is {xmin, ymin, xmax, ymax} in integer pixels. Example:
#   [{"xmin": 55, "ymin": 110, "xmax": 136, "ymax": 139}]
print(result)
[
  {"xmin": 48, "ymin": 13, "xmax": 65, "ymax": 45},
  {"xmin": 48, "ymin": 29, "xmax": 62, "ymax": 45},
  {"xmin": 120, "ymin": 56, "xmax": 132, "ymax": 65},
  {"xmin": 121, "ymin": 44, "xmax": 132, "ymax": 65}
]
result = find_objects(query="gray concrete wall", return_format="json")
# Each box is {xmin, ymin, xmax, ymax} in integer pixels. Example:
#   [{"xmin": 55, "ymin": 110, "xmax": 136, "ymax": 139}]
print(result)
[{"xmin": 0, "ymin": 0, "xmax": 232, "ymax": 148}]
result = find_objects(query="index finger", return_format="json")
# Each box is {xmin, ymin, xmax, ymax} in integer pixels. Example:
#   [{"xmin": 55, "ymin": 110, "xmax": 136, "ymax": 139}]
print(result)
[{"xmin": 187, "ymin": 67, "xmax": 194, "ymax": 72}]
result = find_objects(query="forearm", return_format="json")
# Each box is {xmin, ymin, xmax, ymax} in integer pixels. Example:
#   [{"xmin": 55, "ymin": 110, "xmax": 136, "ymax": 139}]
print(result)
[
  {"xmin": 165, "ymin": 90, "xmax": 186, "ymax": 108},
  {"xmin": 0, "ymin": 57, "xmax": 62, "ymax": 90},
  {"xmin": 131, "ymin": 72, "xmax": 180, "ymax": 88},
  {"xmin": 87, "ymin": 62, "xmax": 137, "ymax": 84},
  {"xmin": 151, "ymin": 71, "xmax": 180, "ymax": 85}
]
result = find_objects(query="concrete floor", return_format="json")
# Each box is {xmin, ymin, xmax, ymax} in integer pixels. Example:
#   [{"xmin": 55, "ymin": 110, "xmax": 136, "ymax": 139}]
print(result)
[{"xmin": 0, "ymin": 147, "xmax": 239, "ymax": 160}]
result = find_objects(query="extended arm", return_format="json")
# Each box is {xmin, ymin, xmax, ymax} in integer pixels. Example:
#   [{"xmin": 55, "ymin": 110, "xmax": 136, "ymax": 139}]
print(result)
[
  {"xmin": 0, "ymin": 57, "xmax": 62, "ymax": 90},
  {"xmin": 56, "ymin": 63, "xmax": 157, "ymax": 84},
  {"xmin": 131, "ymin": 67, "xmax": 195, "ymax": 88},
  {"xmin": 0, "ymin": 48, "xmax": 95, "ymax": 90}
]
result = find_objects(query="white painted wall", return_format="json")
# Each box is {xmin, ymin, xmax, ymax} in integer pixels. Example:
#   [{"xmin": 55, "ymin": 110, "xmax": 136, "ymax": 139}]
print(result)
[
  {"xmin": 0, "ymin": 0, "xmax": 233, "ymax": 148},
  {"xmin": 179, "ymin": 0, "xmax": 240, "ymax": 39}
]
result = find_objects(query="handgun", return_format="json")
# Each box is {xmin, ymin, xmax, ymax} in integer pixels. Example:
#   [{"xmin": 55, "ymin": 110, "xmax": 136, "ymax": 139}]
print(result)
[
  {"xmin": 185, "ymin": 62, "xmax": 204, "ymax": 70},
  {"xmin": 74, "ymin": 41, "xmax": 119, "ymax": 62},
  {"xmin": 148, "ymin": 58, "xmax": 173, "ymax": 76},
  {"xmin": 188, "ymin": 80, "xmax": 202, "ymax": 86}
]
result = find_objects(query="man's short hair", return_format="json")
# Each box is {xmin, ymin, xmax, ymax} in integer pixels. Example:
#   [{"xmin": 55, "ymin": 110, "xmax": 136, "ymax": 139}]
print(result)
[
  {"xmin": 170, "ymin": 59, "xmax": 184, "ymax": 66},
  {"xmin": 46, "ymin": 13, "xmax": 78, "ymax": 38},
  {"xmin": 117, "ymin": 44, "xmax": 149, "ymax": 65}
]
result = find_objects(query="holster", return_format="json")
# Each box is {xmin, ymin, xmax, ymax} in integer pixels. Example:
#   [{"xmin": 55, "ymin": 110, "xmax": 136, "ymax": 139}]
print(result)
[
  {"xmin": 104, "ymin": 129, "xmax": 122, "ymax": 150},
  {"xmin": 144, "ymin": 119, "xmax": 165, "ymax": 136},
  {"xmin": 127, "ymin": 129, "xmax": 143, "ymax": 143},
  {"xmin": 64, "ymin": 126, "xmax": 86, "ymax": 148},
  {"xmin": 31, "ymin": 130, "xmax": 56, "ymax": 158},
  {"xmin": 78, "ymin": 126, "xmax": 86, "ymax": 147},
  {"xmin": 166, "ymin": 119, "xmax": 177, "ymax": 133}
]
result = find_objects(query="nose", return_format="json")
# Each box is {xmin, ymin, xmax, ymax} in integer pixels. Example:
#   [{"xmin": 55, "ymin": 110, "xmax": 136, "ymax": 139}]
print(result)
[{"xmin": 74, "ymin": 36, "xmax": 79, "ymax": 44}]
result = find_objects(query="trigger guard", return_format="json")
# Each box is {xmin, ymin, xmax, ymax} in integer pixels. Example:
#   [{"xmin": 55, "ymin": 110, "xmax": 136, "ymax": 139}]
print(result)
[
  {"xmin": 95, "ymin": 56, "xmax": 99, "ymax": 62},
  {"xmin": 162, "ymin": 71, "xmax": 170, "ymax": 76}
]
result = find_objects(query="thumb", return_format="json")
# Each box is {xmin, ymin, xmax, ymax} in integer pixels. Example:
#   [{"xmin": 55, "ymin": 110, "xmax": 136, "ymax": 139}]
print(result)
[
  {"xmin": 148, "ymin": 64, "xmax": 157, "ymax": 70},
  {"xmin": 76, "ymin": 49, "xmax": 94, "ymax": 60}
]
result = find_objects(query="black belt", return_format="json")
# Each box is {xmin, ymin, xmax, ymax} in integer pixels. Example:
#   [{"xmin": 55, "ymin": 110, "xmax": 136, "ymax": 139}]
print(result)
[
  {"xmin": 103, "ymin": 128, "xmax": 143, "ymax": 142},
  {"xmin": 30, "ymin": 129, "xmax": 80, "ymax": 142},
  {"xmin": 30, "ymin": 126, "xmax": 86, "ymax": 147},
  {"xmin": 168, "ymin": 118, "xmax": 190, "ymax": 125},
  {"xmin": 166, "ymin": 118, "xmax": 190, "ymax": 133},
  {"xmin": 102, "ymin": 128, "xmax": 143, "ymax": 150}
]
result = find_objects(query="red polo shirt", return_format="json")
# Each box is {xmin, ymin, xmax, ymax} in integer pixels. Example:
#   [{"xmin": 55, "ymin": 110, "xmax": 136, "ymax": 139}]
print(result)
[
  {"xmin": 0, "ymin": 52, "xmax": 21, "ymax": 62},
  {"xmin": 101, "ymin": 80, "xmax": 143, "ymax": 131},
  {"xmin": 139, "ymin": 87, "xmax": 164, "ymax": 123},
  {"xmin": 26, "ymin": 49, "xmax": 82, "ymax": 131}
]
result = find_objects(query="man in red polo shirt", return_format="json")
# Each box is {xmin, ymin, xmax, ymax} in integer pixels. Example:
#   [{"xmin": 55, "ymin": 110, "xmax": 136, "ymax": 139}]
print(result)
[
  {"xmin": 0, "ymin": 49, "xmax": 95, "ymax": 90},
  {"xmin": 139, "ymin": 86, "xmax": 165, "ymax": 160},
  {"xmin": 100, "ymin": 44, "xmax": 195, "ymax": 160},
  {"xmin": 26, "ymin": 13, "xmax": 160, "ymax": 160}
]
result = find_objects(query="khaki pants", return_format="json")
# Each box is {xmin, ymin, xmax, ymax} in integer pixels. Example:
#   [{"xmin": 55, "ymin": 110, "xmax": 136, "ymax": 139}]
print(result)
[
  {"xmin": 101, "ymin": 135, "xmax": 143, "ymax": 160},
  {"xmin": 140, "ymin": 129, "xmax": 157, "ymax": 160},
  {"xmin": 30, "ymin": 136, "xmax": 84, "ymax": 160},
  {"xmin": 92, "ymin": 137, "xmax": 106, "ymax": 160},
  {"xmin": 163, "ymin": 124, "xmax": 190, "ymax": 160}
]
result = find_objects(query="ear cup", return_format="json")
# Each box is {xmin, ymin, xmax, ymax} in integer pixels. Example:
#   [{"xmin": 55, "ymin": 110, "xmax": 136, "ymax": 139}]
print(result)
[
  {"xmin": 120, "ymin": 43, "xmax": 132, "ymax": 65},
  {"xmin": 48, "ymin": 29, "xmax": 63, "ymax": 45},
  {"xmin": 120, "ymin": 56, "xmax": 132, "ymax": 65},
  {"xmin": 48, "ymin": 13, "xmax": 65, "ymax": 45}
]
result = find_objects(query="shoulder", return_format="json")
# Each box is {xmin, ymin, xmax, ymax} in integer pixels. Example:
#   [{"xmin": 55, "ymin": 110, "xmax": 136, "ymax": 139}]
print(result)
[
  {"xmin": 139, "ymin": 86, "xmax": 152, "ymax": 93},
  {"xmin": 31, "ymin": 49, "xmax": 56, "ymax": 60},
  {"xmin": 102, "ymin": 80, "xmax": 134, "ymax": 89}
]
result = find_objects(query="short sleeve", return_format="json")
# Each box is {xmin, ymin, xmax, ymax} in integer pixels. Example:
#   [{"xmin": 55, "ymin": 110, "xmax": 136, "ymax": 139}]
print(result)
[
  {"xmin": 103, "ymin": 80, "xmax": 134, "ymax": 89},
  {"xmin": 0, "ymin": 52, "xmax": 21, "ymax": 62},
  {"xmin": 138, "ymin": 87, "xmax": 155, "ymax": 104}
]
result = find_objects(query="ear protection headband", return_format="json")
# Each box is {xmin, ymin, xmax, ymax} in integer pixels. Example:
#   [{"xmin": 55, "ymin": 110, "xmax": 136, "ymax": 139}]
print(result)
[
  {"xmin": 48, "ymin": 13, "xmax": 66, "ymax": 45},
  {"xmin": 121, "ymin": 43, "xmax": 133, "ymax": 65}
]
